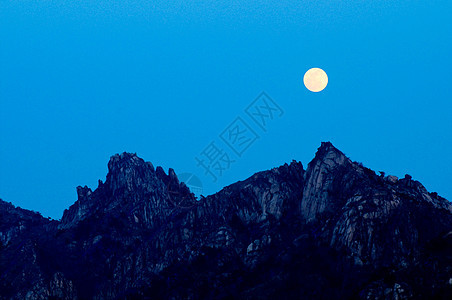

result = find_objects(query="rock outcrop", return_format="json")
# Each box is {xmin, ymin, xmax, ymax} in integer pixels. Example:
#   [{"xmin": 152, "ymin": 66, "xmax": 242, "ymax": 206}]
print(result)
[{"xmin": 1, "ymin": 142, "xmax": 451, "ymax": 299}]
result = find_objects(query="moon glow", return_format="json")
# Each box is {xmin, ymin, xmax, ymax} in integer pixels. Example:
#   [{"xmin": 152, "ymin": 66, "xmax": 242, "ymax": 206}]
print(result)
[{"xmin": 303, "ymin": 68, "xmax": 328, "ymax": 92}]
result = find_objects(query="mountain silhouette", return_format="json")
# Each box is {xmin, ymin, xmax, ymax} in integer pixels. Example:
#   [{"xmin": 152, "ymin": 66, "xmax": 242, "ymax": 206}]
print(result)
[{"xmin": 1, "ymin": 142, "xmax": 451, "ymax": 299}]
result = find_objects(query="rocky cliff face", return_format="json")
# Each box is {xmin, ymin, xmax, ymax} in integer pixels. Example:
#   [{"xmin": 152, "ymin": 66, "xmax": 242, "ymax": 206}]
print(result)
[{"xmin": 1, "ymin": 142, "xmax": 452, "ymax": 299}]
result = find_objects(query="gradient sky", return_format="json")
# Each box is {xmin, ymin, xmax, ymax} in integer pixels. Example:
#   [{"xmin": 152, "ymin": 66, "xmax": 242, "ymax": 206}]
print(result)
[{"xmin": 1, "ymin": 1, "xmax": 451, "ymax": 219}]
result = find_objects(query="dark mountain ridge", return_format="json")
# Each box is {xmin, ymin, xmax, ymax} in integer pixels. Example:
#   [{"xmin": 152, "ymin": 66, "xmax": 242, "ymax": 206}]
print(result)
[{"xmin": 1, "ymin": 142, "xmax": 452, "ymax": 299}]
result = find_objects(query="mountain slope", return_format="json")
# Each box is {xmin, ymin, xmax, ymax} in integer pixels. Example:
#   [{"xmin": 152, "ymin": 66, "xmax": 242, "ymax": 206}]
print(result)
[{"xmin": 1, "ymin": 142, "xmax": 451, "ymax": 299}]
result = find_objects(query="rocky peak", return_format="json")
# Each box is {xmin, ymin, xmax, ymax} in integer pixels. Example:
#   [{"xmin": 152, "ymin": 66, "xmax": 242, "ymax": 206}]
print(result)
[
  {"xmin": 61, "ymin": 152, "xmax": 196, "ymax": 229},
  {"xmin": 311, "ymin": 141, "xmax": 349, "ymax": 168},
  {"xmin": 105, "ymin": 152, "xmax": 155, "ymax": 196},
  {"xmin": 107, "ymin": 152, "xmax": 151, "ymax": 170},
  {"xmin": 200, "ymin": 159, "xmax": 305, "ymax": 224},
  {"xmin": 2, "ymin": 143, "xmax": 452, "ymax": 299},
  {"xmin": 76, "ymin": 185, "xmax": 92, "ymax": 202},
  {"xmin": 300, "ymin": 142, "xmax": 352, "ymax": 221}
]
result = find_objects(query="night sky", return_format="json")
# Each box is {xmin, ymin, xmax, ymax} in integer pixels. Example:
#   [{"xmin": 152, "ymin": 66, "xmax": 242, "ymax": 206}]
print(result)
[{"xmin": 1, "ymin": 1, "xmax": 451, "ymax": 219}]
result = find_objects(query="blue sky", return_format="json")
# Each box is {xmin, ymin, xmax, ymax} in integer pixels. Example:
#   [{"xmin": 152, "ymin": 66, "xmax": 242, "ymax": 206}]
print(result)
[{"xmin": 1, "ymin": 0, "xmax": 451, "ymax": 219}]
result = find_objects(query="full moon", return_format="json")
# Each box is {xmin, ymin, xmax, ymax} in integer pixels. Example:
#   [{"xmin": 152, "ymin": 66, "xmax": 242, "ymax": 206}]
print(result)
[{"xmin": 303, "ymin": 68, "xmax": 328, "ymax": 92}]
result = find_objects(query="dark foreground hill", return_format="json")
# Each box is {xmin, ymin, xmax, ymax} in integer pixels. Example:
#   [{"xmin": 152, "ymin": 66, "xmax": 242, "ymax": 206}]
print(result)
[{"xmin": 1, "ymin": 142, "xmax": 452, "ymax": 299}]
